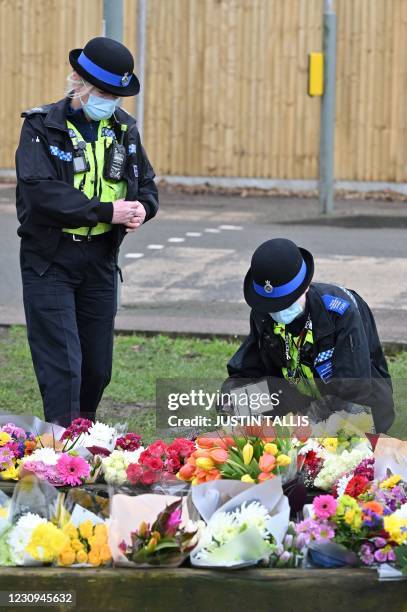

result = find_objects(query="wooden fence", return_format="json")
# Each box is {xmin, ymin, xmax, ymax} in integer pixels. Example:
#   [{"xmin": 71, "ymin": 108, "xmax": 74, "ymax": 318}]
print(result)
[{"xmin": 1, "ymin": 0, "xmax": 406, "ymax": 182}]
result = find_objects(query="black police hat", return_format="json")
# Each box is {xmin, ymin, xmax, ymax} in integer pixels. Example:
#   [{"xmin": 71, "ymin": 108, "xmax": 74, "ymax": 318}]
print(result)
[
  {"xmin": 243, "ymin": 238, "xmax": 314, "ymax": 313},
  {"xmin": 69, "ymin": 37, "xmax": 140, "ymax": 97}
]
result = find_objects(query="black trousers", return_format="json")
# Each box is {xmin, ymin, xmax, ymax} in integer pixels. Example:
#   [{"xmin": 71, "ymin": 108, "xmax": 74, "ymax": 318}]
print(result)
[{"xmin": 21, "ymin": 235, "xmax": 118, "ymax": 426}]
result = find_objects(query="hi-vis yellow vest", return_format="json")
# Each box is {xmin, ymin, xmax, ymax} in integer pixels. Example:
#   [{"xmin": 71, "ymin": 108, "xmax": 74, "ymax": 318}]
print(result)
[
  {"xmin": 273, "ymin": 323, "xmax": 321, "ymax": 399},
  {"xmin": 63, "ymin": 119, "xmax": 127, "ymax": 236}
]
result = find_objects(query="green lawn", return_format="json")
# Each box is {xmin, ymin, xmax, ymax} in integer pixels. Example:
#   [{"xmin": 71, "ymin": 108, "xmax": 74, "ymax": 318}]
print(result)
[{"xmin": 0, "ymin": 326, "xmax": 406, "ymax": 443}]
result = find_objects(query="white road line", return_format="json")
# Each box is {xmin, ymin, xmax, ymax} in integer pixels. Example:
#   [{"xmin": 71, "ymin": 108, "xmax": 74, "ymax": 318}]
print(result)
[
  {"xmin": 125, "ymin": 253, "xmax": 144, "ymax": 259},
  {"xmin": 147, "ymin": 244, "xmax": 165, "ymax": 250},
  {"xmin": 168, "ymin": 237, "xmax": 185, "ymax": 243},
  {"xmin": 218, "ymin": 224, "xmax": 243, "ymax": 230},
  {"xmin": 204, "ymin": 228, "xmax": 221, "ymax": 233},
  {"xmin": 186, "ymin": 232, "xmax": 202, "ymax": 237}
]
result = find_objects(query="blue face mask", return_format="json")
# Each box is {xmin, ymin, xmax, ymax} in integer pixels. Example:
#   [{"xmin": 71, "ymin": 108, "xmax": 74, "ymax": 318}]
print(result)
[
  {"xmin": 270, "ymin": 300, "xmax": 304, "ymax": 325},
  {"xmin": 82, "ymin": 93, "xmax": 119, "ymax": 121}
]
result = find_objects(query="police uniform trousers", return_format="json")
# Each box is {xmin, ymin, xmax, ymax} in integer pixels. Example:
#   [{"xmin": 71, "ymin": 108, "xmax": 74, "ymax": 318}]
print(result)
[{"xmin": 21, "ymin": 233, "xmax": 117, "ymax": 426}]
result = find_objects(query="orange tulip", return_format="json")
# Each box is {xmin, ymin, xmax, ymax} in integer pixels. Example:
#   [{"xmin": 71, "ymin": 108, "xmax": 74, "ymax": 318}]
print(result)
[
  {"xmin": 194, "ymin": 449, "xmax": 212, "ymax": 459},
  {"xmin": 177, "ymin": 463, "xmax": 195, "ymax": 481},
  {"xmin": 196, "ymin": 437, "xmax": 218, "ymax": 449},
  {"xmin": 258, "ymin": 471, "xmax": 275, "ymax": 482},
  {"xmin": 259, "ymin": 453, "xmax": 276, "ymax": 473},
  {"xmin": 210, "ymin": 448, "xmax": 228, "ymax": 464}
]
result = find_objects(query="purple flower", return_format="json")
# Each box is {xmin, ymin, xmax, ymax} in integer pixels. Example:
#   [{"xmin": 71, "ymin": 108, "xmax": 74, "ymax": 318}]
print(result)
[
  {"xmin": 2, "ymin": 424, "xmax": 27, "ymax": 439},
  {"xmin": 373, "ymin": 537, "xmax": 387, "ymax": 549},
  {"xmin": 166, "ymin": 508, "xmax": 182, "ymax": 534},
  {"xmin": 374, "ymin": 548, "xmax": 388, "ymax": 563}
]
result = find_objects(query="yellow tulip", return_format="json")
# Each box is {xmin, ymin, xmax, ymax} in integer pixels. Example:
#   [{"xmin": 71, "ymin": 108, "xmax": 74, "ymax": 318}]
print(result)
[
  {"xmin": 242, "ymin": 443, "xmax": 254, "ymax": 465},
  {"xmin": 195, "ymin": 457, "xmax": 214, "ymax": 471},
  {"xmin": 241, "ymin": 474, "xmax": 255, "ymax": 483},
  {"xmin": 276, "ymin": 454, "xmax": 291, "ymax": 467},
  {"xmin": 264, "ymin": 443, "xmax": 278, "ymax": 456},
  {"xmin": 76, "ymin": 550, "xmax": 88, "ymax": 564}
]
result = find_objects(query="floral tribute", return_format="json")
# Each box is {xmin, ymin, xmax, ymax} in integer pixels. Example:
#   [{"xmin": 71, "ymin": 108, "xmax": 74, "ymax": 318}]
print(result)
[
  {"xmin": 0, "ymin": 424, "xmax": 36, "ymax": 481},
  {"xmin": 58, "ymin": 520, "xmax": 111, "ymax": 567},
  {"xmin": 176, "ymin": 435, "xmax": 293, "ymax": 485}
]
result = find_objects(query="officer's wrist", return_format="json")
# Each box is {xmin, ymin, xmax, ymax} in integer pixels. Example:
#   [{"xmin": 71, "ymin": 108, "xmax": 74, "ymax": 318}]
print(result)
[{"xmin": 97, "ymin": 202, "xmax": 114, "ymax": 223}]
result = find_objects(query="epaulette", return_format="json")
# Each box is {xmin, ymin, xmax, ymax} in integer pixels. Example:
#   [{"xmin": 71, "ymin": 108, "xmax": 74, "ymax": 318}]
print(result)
[
  {"xmin": 322, "ymin": 294, "xmax": 350, "ymax": 315},
  {"xmin": 21, "ymin": 104, "xmax": 52, "ymax": 118}
]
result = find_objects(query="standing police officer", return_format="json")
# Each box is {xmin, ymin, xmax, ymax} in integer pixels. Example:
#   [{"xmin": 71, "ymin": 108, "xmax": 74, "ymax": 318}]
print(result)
[
  {"xmin": 15, "ymin": 37, "xmax": 158, "ymax": 426},
  {"xmin": 223, "ymin": 238, "xmax": 395, "ymax": 433}
]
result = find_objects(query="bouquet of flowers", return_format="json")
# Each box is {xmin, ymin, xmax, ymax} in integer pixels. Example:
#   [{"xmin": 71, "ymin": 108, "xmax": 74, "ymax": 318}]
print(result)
[
  {"xmin": 268, "ymin": 522, "xmax": 305, "ymax": 568},
  {"xmin": 21, "ymin": 448, "xmax": 92, "ymax": 487},
  {"xmin": 58, "ymin": 520, "xmax": 111, "ymax": 567},
  {"xmin": 296, "ymin": 474, "xmax": 407, "ymax": 568},
  {"xmin": 298, "ymin": 432, "xmax": 372, "ymax": 492},
  {"xmin": 60, "ymin": 419, "xmax": 126, "ymax": 454},
  {"xmin": 0, "ymin": 423, "xmax": 37, "ymax": 481},
  {"xmin": 118, "ymin": 499, "xmax": 197, "ymax": 566},
  {"xmin": 177, "ymin": 435, "xmax": 295, "ymax": 485},
  {"xmin": 104, "ymin": 438, "xmax": 195, "ymax": 488}
]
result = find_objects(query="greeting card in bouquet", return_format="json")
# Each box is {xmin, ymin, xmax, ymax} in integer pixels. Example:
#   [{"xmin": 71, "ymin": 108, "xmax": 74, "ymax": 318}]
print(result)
[
  {"xmin": 190, "ymin": 477, "xmax": 290, "ymax": 568},
  {"xmin": 109, "ymin": 493, "xmax": 199, "ymax": 567}
]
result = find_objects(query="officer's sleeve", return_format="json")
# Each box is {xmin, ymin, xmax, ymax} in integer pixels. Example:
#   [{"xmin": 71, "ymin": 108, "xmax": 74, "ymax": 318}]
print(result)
[
  {"xmin": 134, "ymin": 130, "xmax": 158, "ymax": 223},
  {"xmin": 15, "ymin": 119, "xmax": 113, "ymax": 228},
  {"xmin": 328, "ymin": 305, "xmax": 394, "ymax": 430}
]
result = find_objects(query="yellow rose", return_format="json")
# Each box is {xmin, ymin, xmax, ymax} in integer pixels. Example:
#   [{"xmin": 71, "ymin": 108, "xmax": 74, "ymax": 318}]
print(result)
[
  {"xmin": 63, "ymin": 523, "xmax": 79, "ymax": 540},
  {"xmin": 88, "ymin": 549, "xmax": 101, "ymax": 566},
  {"xmin": 76, "ymin": 550, "xmax": 88, "ymax": 564},
  {"xmin": 100, "ymin": 544, "xmax": 112, "ymax": 564},
  {"xmin": 79, "ymin": 520, "xmax": 94, "ymax": 540},
  {"xmin": 276, "ymin": 454, "xmax": 291, "ymax": 467},
  {"xmin": 71, "ymin": 538, "xmax": 84, "ymax": 552},
  {"xmin": 94, "ymin": 524, "xmax": 108, "ymax": 539},
  {"xmin": 58, "ymin": 547, "xmax": 76, "ymax": 566},
  {"xmin": 264, "ymin": 443, "xmax": 278, "ymax": 456}
]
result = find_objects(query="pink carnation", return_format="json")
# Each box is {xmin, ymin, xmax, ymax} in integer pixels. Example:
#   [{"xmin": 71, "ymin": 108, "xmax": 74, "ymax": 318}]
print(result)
[
  {"xmin": 56, "ymin": 454, "xmax": 90, "ymax": 486},
  {"xmin": 313, "ymin": 494, "xmax": 337, "ymax": 520}
]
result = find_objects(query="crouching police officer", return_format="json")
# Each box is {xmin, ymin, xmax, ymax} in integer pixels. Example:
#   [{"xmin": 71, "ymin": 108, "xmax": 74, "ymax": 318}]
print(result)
[
  {"xmin": 15, "ymin": 37, "xmax": 159, "ymax": 426},
  {"xmin": 223, "ymin": 238, "xmax": 395, "ymax": 433}
]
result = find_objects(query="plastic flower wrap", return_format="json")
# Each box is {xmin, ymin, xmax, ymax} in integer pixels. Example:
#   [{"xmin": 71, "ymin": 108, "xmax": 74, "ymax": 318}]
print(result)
[
  {"xmin": 118, "ymin": 500, "xmax": 197, "ymax": 567},
  {"xmin": 177, "ymin": 435, "xmax": 295, "ymax": 486},
  {"xmin": 109, "ymin": 492, "xmax": 198, "ymax": 567},
  {"xmin": 190, "ymin": 477, "xmax": 290, "ymax": 568}
]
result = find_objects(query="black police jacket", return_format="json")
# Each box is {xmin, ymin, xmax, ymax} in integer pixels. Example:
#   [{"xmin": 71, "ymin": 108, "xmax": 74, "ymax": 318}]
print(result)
[
  {"xmin": 226, "ymin": 282, "xmax": 395, "ymax": 433},
  {"xmin": 15, "ymin": 98, "xmax": 159, "ymax": 275}
]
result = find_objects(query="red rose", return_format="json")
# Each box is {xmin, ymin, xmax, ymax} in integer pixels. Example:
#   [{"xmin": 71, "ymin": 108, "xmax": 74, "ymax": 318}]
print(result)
[
  {"xmin": 345, "ymin": 475, "xmax": 370, "ymax": 498},
  {"xmin": 140, "ymin": 470, "xmax": 157, "ymax": 486},
  {"xmin": 165, "ymin": 456, "xmax": 181, "ymax": 473},
  {"xmin": 143, "ymin": 456, "xmax": 164, "ymax": 472},
  {"xmin": 148, "ymin": 440, "xmax": 167, "ymax": 458},
  {"xmin": 126, "ymin": 463, "xmax": 143, "ymax": 484},
  {"xmin": 139, "ymin": 450, "xmax": 153, "ymax": 465}
]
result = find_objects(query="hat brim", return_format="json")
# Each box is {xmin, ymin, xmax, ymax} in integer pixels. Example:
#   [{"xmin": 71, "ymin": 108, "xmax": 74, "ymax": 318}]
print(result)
[
  {"xmin": 243, "ymin": 247, "xmax": 314, "ymax": 313},
  {"xmin": 69, "ymin": 48, "xmax": 140, "ymax": 97}
]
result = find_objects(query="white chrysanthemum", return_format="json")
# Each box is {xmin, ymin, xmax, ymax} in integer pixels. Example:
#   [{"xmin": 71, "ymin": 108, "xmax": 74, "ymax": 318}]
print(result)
[
  {"xmin": 101, "ymin": 448, "xmax": 145, "ymax": 484},
  {"xmin": 23, "ymin": 448, "xmax": 59, "ymax": 466},
  {"xmin": 314, "ymin": 447, "xmax": 372, "ymax": 490},
  {"xmin": 197, "ymin": 511, "xmax": 238, "ymax": 553},
  {"xmin": 81, "ymin": 422, "xmax": 117, "ymax": 451},
  {"xmin": 7, "ymin": 513, "xmax": 46, "ymax": 565},
  {"xmin": 235, "ymin": 501, "xmax": 271, "ymax": 538}
]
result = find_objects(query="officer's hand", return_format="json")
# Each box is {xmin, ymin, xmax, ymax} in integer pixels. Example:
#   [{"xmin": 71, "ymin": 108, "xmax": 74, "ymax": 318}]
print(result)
[
  {"xmin": 111, "ymin": 199, "xmax": 140, "ymax": 224},
  {"xmin": 125, "ymin": 202, "xmax": 146, "ymax": 233}
]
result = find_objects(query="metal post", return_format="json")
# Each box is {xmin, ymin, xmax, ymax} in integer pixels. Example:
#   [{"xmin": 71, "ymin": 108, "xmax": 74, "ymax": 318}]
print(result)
[
  {"xmin": 103, "ymin": 0, "xmax": 124, "ymax": 307},
  {"xmin": 136, "ymin": 0, "xmax": 148, "ymax": 138},
  {"xmin": 103, "ymin": 0, "xmax": 123, "ymax": 41},
  {"xmin": 319, "ymin": 0, "xmax": 337, "ymax": 215}
]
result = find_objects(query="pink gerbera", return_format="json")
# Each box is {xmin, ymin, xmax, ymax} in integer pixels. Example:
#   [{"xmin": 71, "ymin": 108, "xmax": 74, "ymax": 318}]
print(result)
[
  {"xmin": 313, "ymin": 494, "xmax": 337, "ymax": 520},
  {"xmin": 56, "ymin": 454, "xmax": 90, "ymax": 486}
]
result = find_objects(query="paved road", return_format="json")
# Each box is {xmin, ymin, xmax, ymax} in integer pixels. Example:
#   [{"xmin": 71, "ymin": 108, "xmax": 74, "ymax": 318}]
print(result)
[{"xmin": 1, "ymin": 184, "xmax": 406, "ymax": 343}]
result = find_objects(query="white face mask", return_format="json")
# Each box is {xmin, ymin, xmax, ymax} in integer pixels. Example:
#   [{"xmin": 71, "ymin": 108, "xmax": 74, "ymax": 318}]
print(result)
[{"xmin": 270, "ymin": 294, "xmax": 306, "ymax": 325}]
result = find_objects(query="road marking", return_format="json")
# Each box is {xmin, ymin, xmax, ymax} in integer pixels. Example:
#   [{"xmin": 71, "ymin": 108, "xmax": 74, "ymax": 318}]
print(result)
[
  {"xmin": 186, "ymin": 232, "xmax": 202, "ymax": 237},
  {"xmin": 205, "ymin": 228, "xmax": 221, "ymax": 233},
  {"xmin": 218, "ymin": 224, "xmax": 243, "ymax": 230},
  {"xmin": 147, "ymin": 244, "xmax": 165, "ymax": 250},
  {"xmin": 168, "ymin": 237, "xmax": 185, "ymax": 243},
  {"xmin": 125, "ymin": 253, "xmax": 144, "ymax": 259}
]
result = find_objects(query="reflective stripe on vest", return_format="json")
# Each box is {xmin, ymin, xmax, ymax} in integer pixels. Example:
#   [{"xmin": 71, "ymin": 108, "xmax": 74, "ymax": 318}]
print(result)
[
  {"xmin": 273, "ymin": 324, "xmax": 321, "ymax": 399},
  {"xmin": 63, "ymin": 119, "xmax": 127, "ymax": 236}
]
